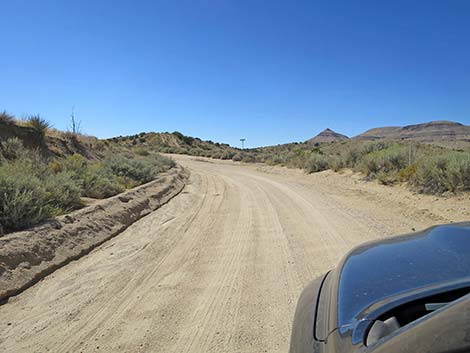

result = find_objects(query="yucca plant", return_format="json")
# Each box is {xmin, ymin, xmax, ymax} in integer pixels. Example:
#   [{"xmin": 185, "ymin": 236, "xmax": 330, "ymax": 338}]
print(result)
[
  {"xmin": 26, "ymin": 115, "xmax": 52, "ymax": 140},
  {"xmin": 0, "ymin": 111, "xmax": 15, "ymax": 125}
]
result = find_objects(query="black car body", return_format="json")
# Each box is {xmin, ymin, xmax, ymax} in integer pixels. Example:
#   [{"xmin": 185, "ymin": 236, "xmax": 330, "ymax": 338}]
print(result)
[{"xmin": 290, "ymin": 222, "xmax": 470, "ymax": 353}]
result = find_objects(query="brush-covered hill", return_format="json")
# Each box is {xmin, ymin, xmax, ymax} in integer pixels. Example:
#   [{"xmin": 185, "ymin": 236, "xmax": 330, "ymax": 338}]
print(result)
[
  {"xmin": 355, "ymin": 120, "xmax": 470, "ymax": 149},
  {"xmin": 106, "ymin": 131, "xmax": 241, "ymax": 159},
  {"xmin": 0, "ymin": 112, "xmax": 176, "ymax": 234},
  {"xmin": 307, "ymin": 128, "xmax": 349, "ymax": 144},
  {"xmin": 0, "ymin": 113, "xmax": 241, "ymax": 162},
  {"xmin": 0, "ymin": 113, "xmax": 106, "ymax": 160}
]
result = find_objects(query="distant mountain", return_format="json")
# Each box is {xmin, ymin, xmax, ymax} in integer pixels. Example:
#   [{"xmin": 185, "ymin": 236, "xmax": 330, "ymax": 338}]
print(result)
[
  {"xmin": 354, "ymin": 120, "xmax": 470, "ymax": 148},
  {"xmin": 307, "ymin": 128, "xmax": 349, "ymax": 144}
]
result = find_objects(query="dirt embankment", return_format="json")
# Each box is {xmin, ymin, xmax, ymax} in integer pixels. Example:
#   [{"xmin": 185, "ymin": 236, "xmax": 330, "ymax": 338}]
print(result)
[{"xmin": 0, "ymin": 165, "xmax": 188, "ymax": 303}]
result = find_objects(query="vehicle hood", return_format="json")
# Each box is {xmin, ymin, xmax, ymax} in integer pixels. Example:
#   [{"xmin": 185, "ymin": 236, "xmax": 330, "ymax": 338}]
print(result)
[{"xmin": 337, "ymin": 222, "xmax": 470, "ymax": 332}]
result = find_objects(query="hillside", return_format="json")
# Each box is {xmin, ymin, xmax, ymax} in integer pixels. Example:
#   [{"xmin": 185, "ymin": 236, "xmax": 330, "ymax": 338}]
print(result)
[
  {"xmin": 0, "ymin": 113, "xmax": 176, "ymax": 234},
  {"xmin": 307, "ymin": 128, "xmax": 349, "ymax": 144},
  {"xmin": 0, "ymin": 114, "xmax": 104, "ymax": 160},
  {"xmin": 107, "ymin": 131, "xmax": 241, "ymax": 159},
  {"xmin": 0, "ymin": 113, "xmax": 241, "ymax": 162},
  {"xmin": 355, "ymin": 120, "xmax": 470, "ymax": 149}
]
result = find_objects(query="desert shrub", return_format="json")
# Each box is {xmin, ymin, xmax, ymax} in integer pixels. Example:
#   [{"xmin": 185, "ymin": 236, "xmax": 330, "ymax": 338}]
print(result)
[
  {"xmin": 287, "ymin": 150, "xmax": 312, "ymax": 169},
  {"xmin": 210, "ymin": 151, "xmax": 222, "ymax": 159},
  {"xmin": 411, "ymin": 156, "xmax": 449, "ymax": 194},
  {"xmin": 411, "ymin": 153, "xmax": 470, "ymax": 194},
  {"xmin": 398, "ymin": 164, "xmax": 418, "ymax": 182},
  {"xmin": 85, "ymin": 177, "xmax": 124, "ymax": 199},
  {"xmin": 44, "ymin": 171, "xmax": 83, "ymax": 213},
  {"xmin": 191, "ymin": 148, "xmax": 204, "ymax": 156},
  {"xmin": 241, "ymin": 154, "xmax": 256, "ymax": 163},
  {"xmin": 446, "ymin": 154, "xmax": 470, "ymax": 192},
  {"xmin": 0, "ymin": 169, "xmax": 49, "ymax": 232},
  {"xmin": 336, "ymin": 142, "xmax": 392, "ymax": 170},
  {"xmin": 102, "ymin": 153, "xmax": 173, "ymax": 185},
  {"xmin": 0, "ymin": 111, "xmax": 15, "ymax": 125},
  {"xmin": 62, "ymin": 154, "xmax": 88, "ymax": 177},
  {"xmin": 49, "ymin": 161, "xmax": 63, "ymax": 174},
  {"xmin": 103, "ymin": 155, "xmax": 153, "ymax": 185},
  {"xmin": 232, "ymin": 154, "xmax": 242, "ymax": 162},
  {"xmin": 376, "ymin": 172, "xmax": 397, "ymax": 185},
  {"xmin": 0, "ymin": 159, "xmax": 81, "ymax": 232},
  {"xmin": 265, "ymin": 154, "xmax": 286, "ymax": 166},
  {"xmin": 330, "ymin": 155, "xmax": 344, "ymax": 172},
  {"xmin": 342, "ymin": 146, "xmax": 362, "ymax": 168},
  {"xmin": 135, "ymin": 147, "xmax": 150, "ymax": 156},
  {"xmin": 304, "ymin": 153, "xmax": 329, "ymax": 173},
  {"xmin": 360, "ymin": 145, "xmax": 408, "ymax": 177},
  {"xmin": 220, "ymin": 150, "xmax": 235, "ymax": 160},
  {"xmin": 147, "ymin": 153, "xmax": 175, "ymax": 172},
  {"xmin": 82, "ymin": 165, "xmax": 124, "ymax": 198},
  {"xmin": 0, "ymin": 138, "xmax": 26, "ymax": 160},
  {"xmin": 360, "ymin": 141, "xmax": 390, "ymax": 155},
  {"xmin": 26, "ymin": 115, "xmax": 51, "ymax": 140}
]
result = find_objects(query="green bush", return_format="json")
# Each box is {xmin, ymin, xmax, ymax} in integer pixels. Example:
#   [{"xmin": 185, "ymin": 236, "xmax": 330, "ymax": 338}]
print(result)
[
  {"xmin": 446, "ymin": 154, "xmax": 470, "ymax": 192},
  {"xmin": 220, "ymin": 150, "xmax": 235, "ymax": 160},
  {"xmin": 304, "ymin": 153, "xmax": 329, "ymax": 173},
  {"xmin": 241, "ymin": 154, "xmax": 256, "ymax": 163},
  {"xmin": 44, "ymin": 171, "xmax": 83, "ymax": 213},
  {"xmin": 411, "ymin": 153, "xmax": 470, "ymax": 194},
  {"xmin": 398, "ymin": 164, "xmax": 418, "ymax": 182},
  {"xmin": 100, "ymin": 153, "xmax": 174, "ymax": 187},
  {"xmin": 360, "ymin": 141, "xmax": 390, "ymax": 155},
  {"xmin": 0, "ymin": 159, "xmax": 81, "ymax": 232},
  {"xmin": 0, "ymin": 138, "xmax": 26, "ymax": 160},
  {"xmin": 265, "ymin": 154, "xmax": 286, "ymax": 166},
  {"xmin": 360, "ymin": 145, "xmax": 408, "ymax": 177},
  {"xmin": 330, "ymin": 155, "xmax": 344, "ymax": 172},
  {"xmin": 411, "ymin": 157, "xmax": 449, "ymax": 194},
  {"xmin": 104, "ymin": 155, "xmax": 154, "ymax": 184},
  {"xmin": 146, "ymin": 153, "xmax": 175, "ymax": 172},
  {"xmin": 82, "ymin": 167, "xmax": 124, "ymax": 198},
  {"xmin": 135, "ymin": 147, "xmax": 150, "ymax": 156},
  {"xmin": 62, "ymin": 154, "xmax": 88, "ymax": 177},
  {"xmin": 0, "ymin": 167, "xmax": 49, "ymax": 232}
]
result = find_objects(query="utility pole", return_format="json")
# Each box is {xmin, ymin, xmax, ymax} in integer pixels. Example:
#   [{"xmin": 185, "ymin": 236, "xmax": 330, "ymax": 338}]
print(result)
[{"xmin": 240, "ymin": 138, "xmax": 246, "ymax": 149}]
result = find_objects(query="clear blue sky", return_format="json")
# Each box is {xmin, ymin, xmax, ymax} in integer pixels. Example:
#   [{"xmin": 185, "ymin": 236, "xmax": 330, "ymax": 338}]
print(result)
[{"xmin": 1, "ymin": 1, "xmax": 470, "ymax": 147}]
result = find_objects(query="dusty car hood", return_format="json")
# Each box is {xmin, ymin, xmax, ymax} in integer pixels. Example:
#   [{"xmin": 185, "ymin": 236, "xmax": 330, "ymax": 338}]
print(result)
[{"xmin": 337, "ymin": 223, "xmax": 470, "ymax": 332}]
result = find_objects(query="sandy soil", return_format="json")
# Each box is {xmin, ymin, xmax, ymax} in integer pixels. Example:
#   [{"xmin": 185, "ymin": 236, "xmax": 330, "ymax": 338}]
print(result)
[{"xmin": 0, "ymin": 155, "xmax": 468, "ymax": 353}]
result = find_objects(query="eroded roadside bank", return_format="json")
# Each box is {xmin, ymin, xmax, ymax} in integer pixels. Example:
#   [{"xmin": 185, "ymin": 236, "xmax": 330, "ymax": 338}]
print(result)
[{"xmin": 0, "ymin": 165, "xmax": 188, "ymax": 303}]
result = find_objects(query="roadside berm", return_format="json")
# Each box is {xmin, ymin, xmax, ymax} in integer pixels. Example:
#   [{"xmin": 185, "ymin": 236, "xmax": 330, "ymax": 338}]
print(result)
[{"xmin": 0, "ymin": 165, "xmax": 188, "ymax": 303}]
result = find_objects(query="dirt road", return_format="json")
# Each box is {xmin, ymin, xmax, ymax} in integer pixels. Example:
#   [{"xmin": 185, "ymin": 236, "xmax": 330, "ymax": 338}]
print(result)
[{"xmin": 1, "ymin": 156, "xmax": 468, "ymax": 353}]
